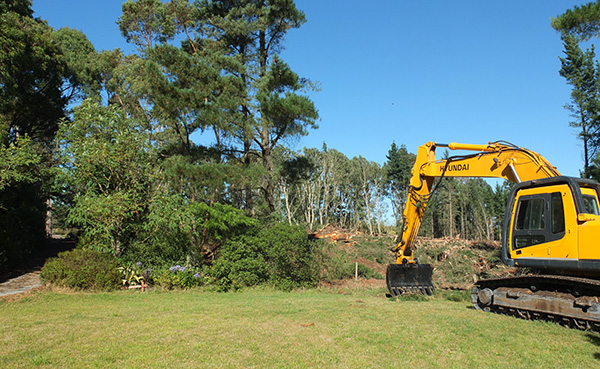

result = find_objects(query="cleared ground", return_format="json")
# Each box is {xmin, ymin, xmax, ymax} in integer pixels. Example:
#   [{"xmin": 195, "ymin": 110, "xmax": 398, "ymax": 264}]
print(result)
[{"xmin": 1, "ymin": 287, "xmax": 599, "ymax": 368}]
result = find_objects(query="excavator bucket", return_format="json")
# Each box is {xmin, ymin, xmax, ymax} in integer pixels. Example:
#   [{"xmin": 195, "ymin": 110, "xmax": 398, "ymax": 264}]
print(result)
[{"xmin": 386, "ymin": 263, "xmax": 434, "ymax": 296}]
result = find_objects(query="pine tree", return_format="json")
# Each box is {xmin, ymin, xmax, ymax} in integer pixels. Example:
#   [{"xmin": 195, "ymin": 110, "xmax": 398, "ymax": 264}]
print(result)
[{"xmin": 559, "ymin": 35, "xmax": 600, "ymax": 177}]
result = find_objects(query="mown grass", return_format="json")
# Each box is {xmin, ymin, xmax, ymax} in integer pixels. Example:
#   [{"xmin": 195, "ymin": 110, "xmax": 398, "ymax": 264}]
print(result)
[{"xmin": 1, "ymin": 287, "xmax": 599, "ymax": 368}]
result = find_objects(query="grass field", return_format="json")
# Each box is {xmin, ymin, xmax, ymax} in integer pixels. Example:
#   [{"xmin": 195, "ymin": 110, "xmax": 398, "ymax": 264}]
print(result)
[{"xmin": 1, "ymin": 287, "xmax": 599, "ymax": 368}]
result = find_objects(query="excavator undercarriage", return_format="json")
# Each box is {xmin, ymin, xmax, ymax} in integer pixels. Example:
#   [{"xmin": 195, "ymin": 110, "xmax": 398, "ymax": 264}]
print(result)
[{"xmin": 472, "ymin": 275, "xmax": 600, "ymax": 332}]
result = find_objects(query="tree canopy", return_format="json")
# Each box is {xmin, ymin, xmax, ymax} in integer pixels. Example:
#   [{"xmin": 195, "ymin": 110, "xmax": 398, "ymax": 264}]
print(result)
[{"xmin": 552, "ymin": 1, "xmax": 600, "ymax": 41}]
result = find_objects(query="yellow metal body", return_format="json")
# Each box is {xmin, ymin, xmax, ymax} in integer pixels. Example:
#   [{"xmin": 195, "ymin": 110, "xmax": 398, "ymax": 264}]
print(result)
[
  {"xmin": 505, "ymin": 184, "xmax": 600, "ymax": 269},
  {"xmin": 392, "ymin": 141, "xmax": 561, "ymax": 264},
  {"xmin": 506, "ymin": 184, "xmax": 578, "ymax": 262}
]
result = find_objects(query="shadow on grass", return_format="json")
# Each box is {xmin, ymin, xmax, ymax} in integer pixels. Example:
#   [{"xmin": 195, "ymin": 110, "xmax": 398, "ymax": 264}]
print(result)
[{"xmin": 586, "ymin": 333, "xmax": 600, "ymax": 361}]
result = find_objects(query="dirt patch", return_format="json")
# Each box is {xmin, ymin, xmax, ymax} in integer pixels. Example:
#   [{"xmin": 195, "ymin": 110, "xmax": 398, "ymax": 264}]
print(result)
[{"xmin": 0, "ymin": 271, "xmax": 42, "ymax": 299}]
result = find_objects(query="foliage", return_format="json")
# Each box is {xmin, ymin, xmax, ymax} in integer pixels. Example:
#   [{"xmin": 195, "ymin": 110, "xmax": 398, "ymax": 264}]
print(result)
[
  {"xmin": 211, "ymin": 222, "xmax": 322, "ymax": 291},
  {"xmin": 313, "ymin": 243, "xmax": 354, "ymax": 283},
  {"xmin": 263, "ymin": 222, "xmax": 320, "ymax": 289},
  {"xmin": 117, "ymin": 262, "xmax": 151, "ymax": 288},
  {"xmin": 418, "ymin": 177, "xmax": 511, "ymax": 241},
  {"xmin": 414, "ymin": 238, "xmax": 508, "ymax": 289},
  {"xmin": 57, "ymin": 99, "xmax": 154, "ymax": 256},
  {"xmin": 152, "ymin": 265, "xmax": 208, "ymax": 289},
  {"xmin": 558, "ymin": 34, "xmax": 600, "ymax": 178},
  {"xmin": 193, "ymin": 0, "xmax": 318, "ymax": 213},
  {"xmin": 40, "ymin": 248, "xmax": 121, "ymax": 291},
  {"xmin": 144, "ymin": 190, "xmax": 257, "ymax": 263},
  {"xmin": 210, "ymin": 234, "xmax": 270, "ymax": 290},
  {"xmin": 0, "ymin": 0, "xmax": 535, "ymax": 285},
  {"xmin": 0, "ymin": 136, "xmax": 41, "ymax": 191},
  {"xmin": 356, "ymin": 263, "xmax": 383, "ymax": 280},
  {"xmin": 551, "ymin": 1, "xmax": 600, "ymax": 41},
  {"xmin": 1, "ymin": 4, "xmax": 65, "ymax": 144},
  {"xmin": 352, "ymin": 236, "xmax": 394, "ymax": 265},
  {"xmin": 276, "ymin": 145, "xmax": 388, "ymax": 232},
  {"xmin": 0, "ymin": 137, "xmax": 47, "ymax": 276},
  {"xmin": 0, "ymin": 0, "xmax": 93, "ymax": 272},
  {"xmin": 384, "ymin": 142, "xmax": 416, "ymax": 227}
]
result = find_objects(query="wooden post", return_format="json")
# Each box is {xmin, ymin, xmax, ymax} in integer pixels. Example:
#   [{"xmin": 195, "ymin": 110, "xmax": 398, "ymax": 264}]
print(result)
[{"xmin": 355, "ymin": 262, "xmax": 358, "ymax": 281}]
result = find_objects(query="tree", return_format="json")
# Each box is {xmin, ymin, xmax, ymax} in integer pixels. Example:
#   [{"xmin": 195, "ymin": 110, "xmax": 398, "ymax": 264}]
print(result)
[
  {"xmin": 384, "ymin": 142, "xmax": 416, "ymax": 226},
  {"xmin": 0, "ymin": 0, "xmax": 95, "ymax": 272},
  {"xmin": 1, "ymin": 4, "xmax": 65, "ymax": 144},
  {"xmin": 195, "ymin": 0, "xmax": 319, "ymax": 213},
  {"xmin": 57, "ymin": 99, "xmax": 154, "ymax": 256},
  {"xmin": 558, "ymin": 35, "xmax": 600, "ymax": 177},
  {"xmin": 551, "ymin": 1, "xmax": 600, "ymax": 41}
]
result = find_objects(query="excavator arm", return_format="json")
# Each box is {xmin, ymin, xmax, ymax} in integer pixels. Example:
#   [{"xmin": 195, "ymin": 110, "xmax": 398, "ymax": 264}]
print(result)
[{"xmin": 387, "ymin": 141, "xmax": 560, "ymax": 295}]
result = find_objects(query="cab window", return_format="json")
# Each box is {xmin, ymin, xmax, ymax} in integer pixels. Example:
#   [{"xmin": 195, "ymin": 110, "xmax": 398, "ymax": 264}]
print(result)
[
  {"xmin": 513, "ymin": 192, "xmax": 565, "ymax": 250},
  {"xmin": 551, "ymin": 193, "xmax": 565, "ymax": 234},
  {"xmin": 583, "ymin": 195, "xmax": 600, "ymax": 215},
  {"xmin": 514, "ymin": 197, "xmax": 546, "ymax": 249},
  {"xmin": 516, "ymin": 198, "xmax": 545, "ymax": 231}
]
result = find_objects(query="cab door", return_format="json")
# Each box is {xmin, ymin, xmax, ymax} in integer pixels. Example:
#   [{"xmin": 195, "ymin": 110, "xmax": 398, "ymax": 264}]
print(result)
[
  {"xmin": 511, "ymin": 193, "xmax": 552, "ymax": 259},
  {"xmin": 509, "ymin": 186, "xmax": 575, "ymax": 262},
  {"xmin": 577, "ymin": 188, "xmax": 600, "ymax": 261}
]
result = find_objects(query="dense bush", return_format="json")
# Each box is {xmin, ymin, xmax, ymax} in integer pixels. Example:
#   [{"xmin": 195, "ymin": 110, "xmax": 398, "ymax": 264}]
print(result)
[
  {"xmin": 264, "ymin": 223, "xmax": 320, "ymax": 289},
  {"xmin": 210, "ymin": 235, "xmax": 270, "ymax": 289},
  {"xmin": 211, "ymin": 223, "xmax": 325, "ymax": 291},
  {"xmin": 40, "ymin": 248, "xmax": 121, "ymax": 291}
]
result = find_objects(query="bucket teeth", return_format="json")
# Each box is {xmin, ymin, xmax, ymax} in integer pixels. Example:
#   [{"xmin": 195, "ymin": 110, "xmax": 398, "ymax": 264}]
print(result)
[{"xmin": 386, "ymin": 264, "xmax": 434, "ymax": 296}]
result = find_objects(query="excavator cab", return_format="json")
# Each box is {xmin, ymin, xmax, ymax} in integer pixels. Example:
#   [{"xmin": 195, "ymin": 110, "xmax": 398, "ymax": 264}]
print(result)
[{"xmin": 502, "ymin": 177, "xmax": 600, "ymax": 273}]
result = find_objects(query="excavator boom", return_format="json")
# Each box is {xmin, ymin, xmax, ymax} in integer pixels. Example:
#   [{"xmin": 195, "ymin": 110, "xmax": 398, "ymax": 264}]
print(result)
[{"xmin": 387, "ymin": 141, "xmax": 560, "ymax": 295}]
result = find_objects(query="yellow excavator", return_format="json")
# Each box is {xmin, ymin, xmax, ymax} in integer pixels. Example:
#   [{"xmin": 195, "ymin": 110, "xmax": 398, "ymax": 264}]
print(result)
[{"xmin": 387, "ymin": 141, "xmax": 600, "ymax": 331}]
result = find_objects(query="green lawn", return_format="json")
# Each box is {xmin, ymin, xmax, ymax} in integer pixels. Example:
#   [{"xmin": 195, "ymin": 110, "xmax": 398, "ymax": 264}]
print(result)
[{"xmin": 1, "ymin": 287, "xmax": 598, "ymax": 368}]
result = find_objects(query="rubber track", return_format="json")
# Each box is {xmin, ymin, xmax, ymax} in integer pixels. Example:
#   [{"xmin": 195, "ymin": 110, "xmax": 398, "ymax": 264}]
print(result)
[{"xmin": 472, "ymin": 275, "xmax": 600, "ymax": 332}]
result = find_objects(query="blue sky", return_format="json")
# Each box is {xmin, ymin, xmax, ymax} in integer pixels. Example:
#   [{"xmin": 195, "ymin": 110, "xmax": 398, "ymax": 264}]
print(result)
[{"xmin": 33, "ymin": 1, "xmax": 594, "ymax": 177}]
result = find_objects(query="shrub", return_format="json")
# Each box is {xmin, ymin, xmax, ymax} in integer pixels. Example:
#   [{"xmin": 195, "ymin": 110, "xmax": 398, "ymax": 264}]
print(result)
[
  {"xmin": 209, "ymin": 223, "xmax": 321, "ymax": 291},
  {"xmin": 152, "ymin": 265, "xmax": 208, "ymax": 289},
  {"xmin": 40, "ymin": 248, "xmax": 121, "ymax": 291},
  {"xmin": 353, "ymin": 236, "xmax": 393, "ymax": 264},
  {"xmin": 209, "ymin": 234, "xmax": 270, "ymax": 291},
  {"xmin": 262, "ymin": 223, "xmax": 320, "ymax": 290}
]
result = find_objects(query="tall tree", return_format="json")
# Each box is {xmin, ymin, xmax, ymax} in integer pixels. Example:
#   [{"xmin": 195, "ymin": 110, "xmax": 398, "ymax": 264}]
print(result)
[
  {"xmin": 384, "ymin": 142, "xmax": 415, "ymax": 226},
  {"xmin": 195, "ymin": 0, "xmax": 319, "ymax": 213},
  {"xmin": 57, "ymin": 99, "xmax": 154, "ymax": 256},
  {"xmin": 558, "ymin": 35, "xmax": 600, "ymax": 177},
  {"xmin": 1, "ymin": 4, "xmax": 64, "ymax": 144}
]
